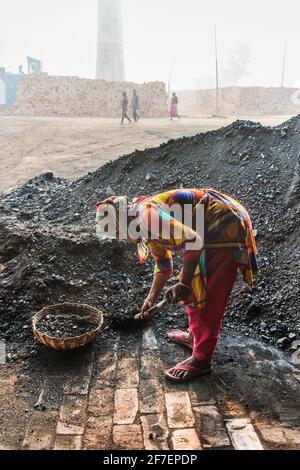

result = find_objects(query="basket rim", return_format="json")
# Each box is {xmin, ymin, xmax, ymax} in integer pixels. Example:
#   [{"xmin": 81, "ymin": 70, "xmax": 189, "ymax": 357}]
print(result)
[{"xmin": 32, "ymin": 303, "xmax": 104, "ymax": 341}]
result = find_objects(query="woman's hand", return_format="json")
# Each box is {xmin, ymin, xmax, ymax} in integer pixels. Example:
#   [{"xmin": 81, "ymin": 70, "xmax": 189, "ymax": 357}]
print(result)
[
  {"xmin": 137, "ymin": 273, "xmax": 171, "ymax": 320},
  {"xmin": 165, "ymin": 283, "xmax": 191, "ymax": 304},
  {"xmin": 136, "ymin": 298, "xmax": 155, "ymax": 320},
  {"xmin": 141, "ymin": 298, "xmax": 155, "ymax": 314}
]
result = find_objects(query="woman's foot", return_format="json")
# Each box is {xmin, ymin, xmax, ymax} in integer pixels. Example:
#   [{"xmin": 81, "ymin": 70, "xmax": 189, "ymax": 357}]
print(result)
[
  {"xmin": 166, "ymin": 329, "xmax": 193, "ymax": 350},
  {"xmin": 165, "ymin": 356, "xmax": 212, "ymax": 383}
]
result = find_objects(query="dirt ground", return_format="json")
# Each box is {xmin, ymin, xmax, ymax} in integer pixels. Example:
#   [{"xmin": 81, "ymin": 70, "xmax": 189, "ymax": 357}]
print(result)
[{"xmin": 0, "ymin": 115, "xmax": 291, "ymax": 195}]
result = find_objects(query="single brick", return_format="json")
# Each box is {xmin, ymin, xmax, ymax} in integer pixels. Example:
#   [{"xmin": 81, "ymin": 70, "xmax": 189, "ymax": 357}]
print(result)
[
  {"xmin": 116, "ymin": 356, "xmax": 139, "ymax": 389},
  {"xmin": 141, "ymin": 414, "xmax": 169, "ymax": 450},
  {"xmin": 140, "ymin": 352, "xmax": 162, "ymax": 380},
  {"xmin": 59, "ymin": 395, "xmax": 87, "ymax": 427},
  {"xmin": 96, "ymin": 352, "xmax": 118, "ymax": 386},
  {"xmin": 188, "ymin": 377, "xmax": 215, "ymax": 406},
  {"xmin": 194, "ymin": 405, "xmax": 231, "ymax": 448},
  {"xmin": 83, "ymin": 417, "xmax": 112, "ymax": 450},
  {"xmin": 172, "ymin": 429, "xmax": 202, "ymax": 450},
  {"xmin": 226, "ymin": 419, "xmax": 263, "ymax": 450},
  {"xmin": 88, "ymin": 385, "xmax": 114, "ymax": 417},
  {"xmin": 113, "ymin": 425, "xmax": 143, "ymax": 450},
  {"xmin": 165, "ymin": 391, "xmax": 195, "ymax": 429},
  {"xmin": 114, "ymin": 389, "xmax": 138, "ymax": 425},
  {"xmin": 140, "ymin": 379, "xmax": 164, "ymax": 414},
  {"xmin": 63, "ymin": 362, "xmax": 93, "ymax": 396}
]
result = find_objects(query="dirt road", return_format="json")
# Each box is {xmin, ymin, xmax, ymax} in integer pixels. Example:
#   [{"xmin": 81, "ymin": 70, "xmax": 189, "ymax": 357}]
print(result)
[
  {"xmin": 0, "ymin": 116, "xmax": 287, "ymax": 194},
  {"xmin": 0, "ymin": 115, "xmax": 290, "ymax": 195}
]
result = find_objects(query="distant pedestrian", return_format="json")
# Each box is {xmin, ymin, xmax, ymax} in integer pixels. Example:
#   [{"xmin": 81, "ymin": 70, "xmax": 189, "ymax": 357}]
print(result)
[
  {"xmin": 170, "ymin": 92, "xmax": 180, "ymax": 120},
  {"xmin": 132, "ymin": 89, "xmax": 140, "ymax": 122},
  {"xmin": 121, "ymin": 92, "xmax": 131, "ymax": 124}
]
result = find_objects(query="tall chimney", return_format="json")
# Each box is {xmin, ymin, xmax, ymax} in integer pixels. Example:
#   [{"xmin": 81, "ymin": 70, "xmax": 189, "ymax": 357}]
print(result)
[{"xmin": 96, "ymin": 0, "xmax": 125, "ymax": 82}]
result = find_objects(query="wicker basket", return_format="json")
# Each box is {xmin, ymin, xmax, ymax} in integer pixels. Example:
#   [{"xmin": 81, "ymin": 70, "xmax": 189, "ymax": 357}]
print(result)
[{"xmin": 32, "ymin": 303, "xmax": 104, "ymax": 351}]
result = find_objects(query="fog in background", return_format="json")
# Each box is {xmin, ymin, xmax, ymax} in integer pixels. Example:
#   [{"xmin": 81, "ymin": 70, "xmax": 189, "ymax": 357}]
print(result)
[{"xmin": 1, "ymin": 0, "xmax": 300, "ymax": 90}]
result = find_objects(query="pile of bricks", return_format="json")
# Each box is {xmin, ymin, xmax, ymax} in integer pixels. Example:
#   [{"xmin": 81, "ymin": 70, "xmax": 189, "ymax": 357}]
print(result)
[
  {"xmin": 177, "ymin": 87, "xmax": 300, "ymax": 116},
  {"xmin": 13, "ymin": 74, "xmax": 168, "ymax": 118}
]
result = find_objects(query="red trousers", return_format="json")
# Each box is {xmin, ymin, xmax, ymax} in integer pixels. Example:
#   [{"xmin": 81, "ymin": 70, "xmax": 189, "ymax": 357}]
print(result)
[{"xmin": 187, "ymin": 249, "xmax": 237, "ymax": 362}]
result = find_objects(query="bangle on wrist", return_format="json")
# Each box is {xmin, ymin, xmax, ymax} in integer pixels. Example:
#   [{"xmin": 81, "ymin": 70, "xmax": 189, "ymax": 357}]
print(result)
[{"xmin": 179, "ymin": 282, "xmax": 192, "ymax": 290}]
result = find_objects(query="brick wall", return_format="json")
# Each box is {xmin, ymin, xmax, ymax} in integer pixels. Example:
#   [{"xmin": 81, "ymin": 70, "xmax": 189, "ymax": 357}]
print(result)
[
  {"xmin": 13, "ymin": 74, "xmax": 168, "ymax": 117},
  {"xmin": 177, "ymin": 87, "xmax": 300, "ymax": 116}
]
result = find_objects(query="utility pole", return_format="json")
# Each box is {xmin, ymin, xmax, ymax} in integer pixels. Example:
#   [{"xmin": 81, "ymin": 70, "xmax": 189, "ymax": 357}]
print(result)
[
  {"xmin": 281, "ymin": 43, "xmax": 287, "ymax": 88},
  {"xmin": 214, "ymin": 25, "xmax": 219, "ymax": 116}
]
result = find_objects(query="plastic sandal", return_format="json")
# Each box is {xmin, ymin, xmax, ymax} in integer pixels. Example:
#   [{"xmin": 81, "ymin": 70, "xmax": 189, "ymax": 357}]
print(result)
[{"xmin": 165, "ymin": 363, "xmax": 212, "ymax": 383}]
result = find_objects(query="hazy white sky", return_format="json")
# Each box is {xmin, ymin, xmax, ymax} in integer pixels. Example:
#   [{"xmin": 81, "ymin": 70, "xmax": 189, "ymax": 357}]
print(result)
[{"xmin": 1, "ymin": 0, "xmax": 300, "ymax": 89}]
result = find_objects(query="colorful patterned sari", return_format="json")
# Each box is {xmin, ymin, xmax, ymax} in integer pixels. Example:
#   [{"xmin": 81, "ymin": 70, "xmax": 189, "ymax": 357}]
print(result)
[{"xmin": 137, "ymin": 188, "xmax": 258, "ymax": 309}]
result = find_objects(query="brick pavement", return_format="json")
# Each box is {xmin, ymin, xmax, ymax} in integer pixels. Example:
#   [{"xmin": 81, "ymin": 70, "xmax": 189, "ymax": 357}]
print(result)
[{"xmin": 1, "ymin": 327, "xmax": 299, "ymax": 450}]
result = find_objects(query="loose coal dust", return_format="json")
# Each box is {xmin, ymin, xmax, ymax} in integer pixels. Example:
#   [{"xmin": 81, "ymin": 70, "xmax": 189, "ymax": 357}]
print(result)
[
  {"xmin": 36, "ymin": 314, "xmax": 100, "ymax": 338},
  {"xmin": 0, "ymin": 116, "xmax": 299, "ymax": 358}
]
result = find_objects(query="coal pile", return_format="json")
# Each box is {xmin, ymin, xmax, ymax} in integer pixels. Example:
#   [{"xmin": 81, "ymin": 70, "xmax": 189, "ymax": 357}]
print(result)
[{"xmin": 0, "ymin": 116, "xmax": 299, "ymax": 355}]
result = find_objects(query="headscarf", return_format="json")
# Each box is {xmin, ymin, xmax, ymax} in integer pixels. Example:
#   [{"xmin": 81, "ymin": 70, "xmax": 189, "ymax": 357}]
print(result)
[{"xmin": 95, "ymin": 195, "xmax": 150, "ymax": 264}]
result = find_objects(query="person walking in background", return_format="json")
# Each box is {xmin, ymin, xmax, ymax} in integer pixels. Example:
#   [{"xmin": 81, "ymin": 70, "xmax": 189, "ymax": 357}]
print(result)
[
  {"xmin": 132, "ymin": 89, "xmax": 140, "ymax": 122},
  {"xmin": 170, "ymin": 92, "xmax": 180, "ymax": 120},
  {"xmin": 121, "ymin": 92, "xmax": 131, "ymax": 124}
]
